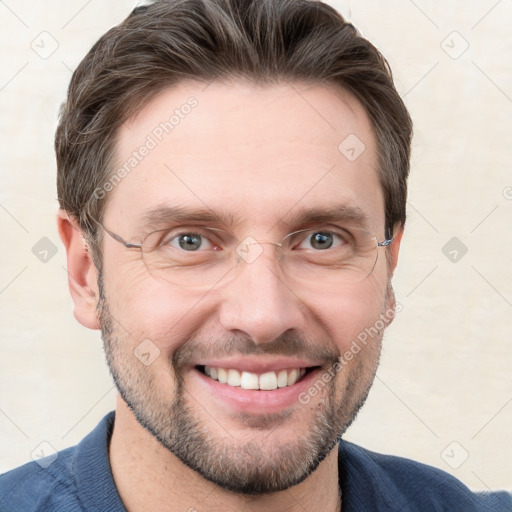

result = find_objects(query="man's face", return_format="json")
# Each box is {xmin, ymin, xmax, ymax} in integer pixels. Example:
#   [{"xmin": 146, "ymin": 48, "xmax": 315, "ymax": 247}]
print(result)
[{"xmin": 96, "ymin": 81, "xmax": 398, "ymax": 494}]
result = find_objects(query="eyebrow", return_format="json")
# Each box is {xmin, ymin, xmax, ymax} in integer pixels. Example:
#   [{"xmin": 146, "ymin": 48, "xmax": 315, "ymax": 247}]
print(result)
[
  {"xmin": 282, "ymin": 204, "xmax": 370, "ymax": 230},
  {"xmin": 139, "ymin": 203, "xmax": 370, "ymax": 232},
  {"xmin": 140, "ymin": 204, "xmax": 238, "ymax": 230}
]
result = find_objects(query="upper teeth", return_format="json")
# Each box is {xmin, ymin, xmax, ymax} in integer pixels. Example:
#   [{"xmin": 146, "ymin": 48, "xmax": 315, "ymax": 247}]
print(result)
[{"xmin": 204, "ymin": 366, "xmax": 306, "ymax": 390}]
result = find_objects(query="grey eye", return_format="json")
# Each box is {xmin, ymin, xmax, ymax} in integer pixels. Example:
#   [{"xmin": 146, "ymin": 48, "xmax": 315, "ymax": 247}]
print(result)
[
  {"xmin": 309, "ymin": 232, "xmax": 334, "ymax": 250},
  {"xmin": 174, "ymin": 233, "xmax": 209, "ymax": 251}
]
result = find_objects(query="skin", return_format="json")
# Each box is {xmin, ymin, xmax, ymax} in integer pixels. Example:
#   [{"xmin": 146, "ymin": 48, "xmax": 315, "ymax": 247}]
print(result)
[{"xmin": 58, "ymin": 80, "xmax": 403, "ymax": 512}]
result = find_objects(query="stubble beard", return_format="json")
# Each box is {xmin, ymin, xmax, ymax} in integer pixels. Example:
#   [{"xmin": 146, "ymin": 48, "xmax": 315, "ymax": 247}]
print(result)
[{"xmin": 97, "ymin": 275, "xmax": 382, "ymax": 495}]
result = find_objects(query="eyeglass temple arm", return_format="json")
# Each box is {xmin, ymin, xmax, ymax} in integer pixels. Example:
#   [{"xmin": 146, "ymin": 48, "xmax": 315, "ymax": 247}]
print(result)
[{"xmin": 103, "ymin": 226, "xmax": 142, "ymax": 249}]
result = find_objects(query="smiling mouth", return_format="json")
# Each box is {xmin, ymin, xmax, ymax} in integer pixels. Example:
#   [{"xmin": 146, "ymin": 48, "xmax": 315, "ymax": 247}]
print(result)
[{"xmin": 195, "ymin": 365, "xmax": 320, "ymax": 391}]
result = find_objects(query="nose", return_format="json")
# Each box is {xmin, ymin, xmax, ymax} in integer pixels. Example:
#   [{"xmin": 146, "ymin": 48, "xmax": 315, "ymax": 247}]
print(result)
[{"xmin": 218, "ymin": 245, "xmax": 306, "ymax": 345}]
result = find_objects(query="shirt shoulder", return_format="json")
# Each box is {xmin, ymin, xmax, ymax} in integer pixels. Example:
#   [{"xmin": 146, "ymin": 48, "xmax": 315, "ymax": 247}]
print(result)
[
  {"xmin": 339, "ymin": 440, "xmax": 512, "ymax": 511},
  {"xmin": 0, "ymin": 411, "xmax": 125, "ymax": 512},
  {"xmin": 0, "ymin": 446, "xmax": 83, "ymax": 512}
]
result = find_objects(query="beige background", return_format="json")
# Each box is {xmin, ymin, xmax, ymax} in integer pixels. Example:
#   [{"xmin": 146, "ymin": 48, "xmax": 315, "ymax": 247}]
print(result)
[{"xmin": 1, "ymin": 0, "xmax": 511, "ymax": 493}]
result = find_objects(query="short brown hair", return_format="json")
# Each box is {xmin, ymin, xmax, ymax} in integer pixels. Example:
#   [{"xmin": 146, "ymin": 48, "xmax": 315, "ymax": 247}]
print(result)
[{"xmin": 56, "ymin": 0, "xmax": 413, "ymax": 265}]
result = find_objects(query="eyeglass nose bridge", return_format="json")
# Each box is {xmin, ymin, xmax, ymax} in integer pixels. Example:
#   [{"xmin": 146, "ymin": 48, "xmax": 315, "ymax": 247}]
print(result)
[
  {"xmin": 235, "ymin": 237, "xmax": 285, "ymax": 265},
  {"xmin": 244, "ymin": 239, "xmax": 283, "ymax": 247}
]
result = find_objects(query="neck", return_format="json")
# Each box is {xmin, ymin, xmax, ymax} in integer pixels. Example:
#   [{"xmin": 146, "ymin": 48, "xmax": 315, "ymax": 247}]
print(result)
[{"xmin": 109, "ymin": 398, "xmax": 342, "ymax": 512}]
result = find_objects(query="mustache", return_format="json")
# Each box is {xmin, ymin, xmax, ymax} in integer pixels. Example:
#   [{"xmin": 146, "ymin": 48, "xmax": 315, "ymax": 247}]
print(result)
[{"xmin": 172, "ymin": 331, "xmax": 340, "ymax": 371}]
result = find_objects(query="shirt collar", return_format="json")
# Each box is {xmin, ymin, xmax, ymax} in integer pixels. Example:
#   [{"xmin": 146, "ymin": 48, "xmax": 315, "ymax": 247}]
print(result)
[{"xmin": 74, "ymin": 411, "xmax": 127, "ymax": 511}]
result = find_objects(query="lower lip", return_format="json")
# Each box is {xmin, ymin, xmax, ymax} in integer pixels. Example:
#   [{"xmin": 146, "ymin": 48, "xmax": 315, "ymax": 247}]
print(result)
[{"xmin": 190, "ymin": 366, "xmax": 323, "ymax": 415}]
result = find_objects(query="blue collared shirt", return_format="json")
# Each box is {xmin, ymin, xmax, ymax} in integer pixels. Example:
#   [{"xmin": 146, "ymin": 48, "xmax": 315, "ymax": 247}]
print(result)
[{"xmin": 1, "ymin": 411, "xmax": 510, "ymax": 511}]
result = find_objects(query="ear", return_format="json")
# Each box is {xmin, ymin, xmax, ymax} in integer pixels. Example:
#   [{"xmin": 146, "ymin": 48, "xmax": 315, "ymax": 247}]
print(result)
[
  {"xmin": 387, "ymin": 224, "xmax": 404, "ymax": 278},
  {"xmin": 57, "ymin": 210, "xmax": 100, "ymax": 330},
  {"xmin": 384, "ymin": 224, "xmax": 404, "ymax": 325}
]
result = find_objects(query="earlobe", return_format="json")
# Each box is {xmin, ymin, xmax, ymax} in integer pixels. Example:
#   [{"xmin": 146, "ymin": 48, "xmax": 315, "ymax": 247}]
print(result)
[{"xmin": 57, "ymin": 209, "xmax": 100, "ymax": 330}]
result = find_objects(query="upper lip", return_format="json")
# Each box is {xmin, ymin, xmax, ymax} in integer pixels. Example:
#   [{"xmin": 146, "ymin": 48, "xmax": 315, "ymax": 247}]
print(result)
[{"xmin": 193, "ymin": 357, "xmax": 322, "ymax": 374}]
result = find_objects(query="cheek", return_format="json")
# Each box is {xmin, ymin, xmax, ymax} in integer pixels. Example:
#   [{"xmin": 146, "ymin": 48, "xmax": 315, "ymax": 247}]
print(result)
[
  {"xmin": 308, "ymin": 276, "xmax": 389, "ymax": 353},
  {"xmin": 103, "ymin": 263, "xmax": 205, "ymax": 350}
]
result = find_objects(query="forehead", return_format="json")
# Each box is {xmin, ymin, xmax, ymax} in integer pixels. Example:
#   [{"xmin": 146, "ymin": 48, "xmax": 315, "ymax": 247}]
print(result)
[{"xmin": 106, "ymin": 80, "xmax": 384, "ymax": 234}]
